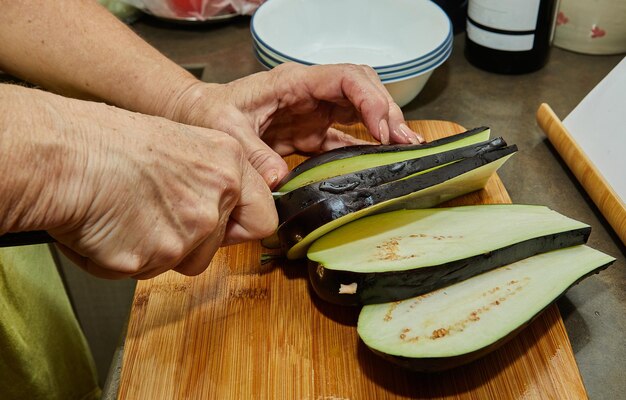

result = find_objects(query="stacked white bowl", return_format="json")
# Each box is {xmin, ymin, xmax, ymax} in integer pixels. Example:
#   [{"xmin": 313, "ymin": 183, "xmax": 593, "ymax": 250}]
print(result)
[{"xmin": 251, "ymin": 0, "xmax": 453, "ymax": 107}]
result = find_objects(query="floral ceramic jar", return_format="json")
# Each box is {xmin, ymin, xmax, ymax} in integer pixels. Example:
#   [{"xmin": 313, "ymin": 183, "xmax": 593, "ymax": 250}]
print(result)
[{"xmin": 554, "ymin": 0, "xmax": 626, "ymax": 54}]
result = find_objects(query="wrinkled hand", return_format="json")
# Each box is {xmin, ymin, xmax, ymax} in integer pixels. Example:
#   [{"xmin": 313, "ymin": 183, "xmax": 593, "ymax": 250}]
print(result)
[
  {"xmin": 171, "ymin": 62, "xmax": 424, "ymax": 187},
  {"xmin": 30, "ymin": 96, "xmax": 276, "ymax": 279}
]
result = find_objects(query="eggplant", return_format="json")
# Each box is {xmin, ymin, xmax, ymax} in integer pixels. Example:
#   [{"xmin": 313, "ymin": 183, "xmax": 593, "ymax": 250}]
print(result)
[
  {"xmin": 276, "ymin": 137, "xmax": 507, "ymax": 224},
  {"xmin": 307, "ymin": 205, "xmax": 591, "ymax": 305},
  {"xmin": 263, "ymin": 127, "xmax": 492, "ymax": 249},
  {"xmin": 280, "ymin": 145, "xmax": 517, "ymax": 259},
  {"xmin": 263, "ymin": 133, "xmax": 501, "ymax": 250},
  {"xmin": 357, "ymin": 245, "xmax": 615, "ymax": 372},
  {"xmin": 276, "ymin": 126, "xmax": 491, "ymax": 192}
]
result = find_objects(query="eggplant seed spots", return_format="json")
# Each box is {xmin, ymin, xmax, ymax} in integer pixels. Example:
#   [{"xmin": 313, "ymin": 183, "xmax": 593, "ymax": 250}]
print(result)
[
  {"xmin": 375, "ymin": 237, "xmax": 401, "ymax": 261},
  {"xmin": 393, "ymin": 278, "xmax": 531, "ymax": 344},
  {"xmin": 425, "ymin": 279, "xmax": 529, "ymax": 340},
  {"xmin": 431, "ymin": 328, "xmax": 449, "ymax": 339},
  {"xmin": 384, "ymin": 301, "xmax": 402, "ymax": 321}
]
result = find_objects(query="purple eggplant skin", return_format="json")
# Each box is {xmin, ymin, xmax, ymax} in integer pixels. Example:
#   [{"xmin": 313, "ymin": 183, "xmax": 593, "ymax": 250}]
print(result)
[
  {"xmin": 308, "ymin": 226, "xmax": 591, "ymax": 306},
  {"xmin": 366, "ymin": 259, "xmax": 613, "ymax": 372},
  {"xmin": 275, "ymin": 137, "xmax": 507, "ymax": 224},
  {"xmin": 277, "ymin": 145, "xmax": 518, "ymax": 253},
  {"xmin": 275, "ymin": 126, "xmax": 490, "ymax": 189}
]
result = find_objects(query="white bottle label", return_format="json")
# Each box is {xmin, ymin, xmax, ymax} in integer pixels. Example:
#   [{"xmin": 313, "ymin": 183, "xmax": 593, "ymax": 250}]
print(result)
[{"xmin": 467, "ymin": 0, "xmax": 541, "ymax": 51}]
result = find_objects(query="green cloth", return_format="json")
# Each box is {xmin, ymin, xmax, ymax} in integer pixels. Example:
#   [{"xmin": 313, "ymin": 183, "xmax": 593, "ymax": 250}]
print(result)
[{"xmin": 0, "ymin": 245, "xmax": 101, "ymax": 400}]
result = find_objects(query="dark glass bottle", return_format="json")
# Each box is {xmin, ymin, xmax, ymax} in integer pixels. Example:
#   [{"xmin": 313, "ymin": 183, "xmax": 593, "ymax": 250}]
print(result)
[
  {"xmin": 464, "ymin": 0, "xmax": 559, "ymax": 74},
  {"xmin": 432, "ymin": 0, "xmax": 469, "ymax": 34}
]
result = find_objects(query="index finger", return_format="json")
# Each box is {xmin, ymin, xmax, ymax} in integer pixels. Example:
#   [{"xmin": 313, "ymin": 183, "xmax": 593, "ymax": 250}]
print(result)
[
  {"xmin": 293, "ymin": 63, "xmax": 422, "ymax": 144},
  {"xmin": 358, "ymin": 65, "xmax": 425, "ymax": 144}
]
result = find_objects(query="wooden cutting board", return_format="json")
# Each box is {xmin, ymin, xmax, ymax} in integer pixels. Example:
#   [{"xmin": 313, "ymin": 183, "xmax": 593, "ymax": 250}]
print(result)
[
  {"xmin": 537, "ymin": 103, "xmax": 626, "ymax": 245},
  {"xmin": 118, "ymin": 120, "xmax": 587, "ymax": 399}
]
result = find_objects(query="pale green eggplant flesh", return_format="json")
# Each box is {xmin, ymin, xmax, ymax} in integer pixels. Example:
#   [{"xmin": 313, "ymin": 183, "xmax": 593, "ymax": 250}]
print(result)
[{"xmin": 357, "ymin": 245, "xmax": 615, "ymax": 372}]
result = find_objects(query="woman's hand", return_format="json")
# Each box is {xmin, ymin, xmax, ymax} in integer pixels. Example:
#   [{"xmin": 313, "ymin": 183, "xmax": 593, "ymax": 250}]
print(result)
[
  {"xmin": 1, "ymin": 1, "xmax": 421, "ymax": 189},
  {"xmin": 0, "ymin": 85, "xmax": 277, "ymax": 279},
  {"xmin": 170, "ymin": 63, "xmax": 424, "ymax": 187}
]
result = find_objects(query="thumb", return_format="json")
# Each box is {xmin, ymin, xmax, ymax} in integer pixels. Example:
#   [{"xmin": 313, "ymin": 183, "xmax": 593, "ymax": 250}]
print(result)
[
  {"xmin": 230, "ymin": 125, "xmax": 289, "ymax": 189},
  {"xmin": 222, "ymin": 161, "xmax": 278, "ymax": 245}
]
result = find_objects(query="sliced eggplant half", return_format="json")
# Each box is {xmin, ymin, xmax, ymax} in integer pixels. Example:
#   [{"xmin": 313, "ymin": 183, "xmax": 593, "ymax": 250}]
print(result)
[
  {"xmin": 263, "ymin": 134, "xmax": 500, "ymax": 250},
  {"xmin": 307, "ymin": 204, "xmax": 591, "ymax": 305},
  {"xmin": 280, "ymin": 145, "xmax": 517, "ymax": 259},
  {"xmin": 357, "ymin": 245, "xmax": 615, "ymax": 372},
  {"xmin": 276, "ymin": 137, "xmax": 508, "ymax": 224},
  {"xmin": 277, "ymin": 127, "xmax": 490, "ymax": 192}
]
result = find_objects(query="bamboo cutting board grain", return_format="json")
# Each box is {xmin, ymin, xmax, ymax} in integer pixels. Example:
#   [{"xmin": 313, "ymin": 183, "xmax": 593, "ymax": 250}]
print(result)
[{"xmin": 118, "ymin": 121, "xmax": 587, "ymax": 399}]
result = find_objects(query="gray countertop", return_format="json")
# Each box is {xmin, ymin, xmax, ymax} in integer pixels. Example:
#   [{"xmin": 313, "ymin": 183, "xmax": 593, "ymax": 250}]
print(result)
[{"xmin": 108, "ymin": 15, "xmax": 625, "ymax": 399}]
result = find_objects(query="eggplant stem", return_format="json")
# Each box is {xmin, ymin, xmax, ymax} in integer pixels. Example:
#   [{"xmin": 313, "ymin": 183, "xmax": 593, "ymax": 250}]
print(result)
[{"xmin": 260, "ymin": 253, "xmax": 284, "ymax": 264}]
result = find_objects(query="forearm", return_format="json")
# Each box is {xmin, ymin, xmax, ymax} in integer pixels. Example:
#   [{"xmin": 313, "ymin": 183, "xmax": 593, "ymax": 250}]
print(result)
[
  {"xmin": 0, "ymin": 0, "xmax": 198, "ymax": 118},
  {"xmin": 0, "ymin": 83, "xmax": 85, "ymax": 234}
]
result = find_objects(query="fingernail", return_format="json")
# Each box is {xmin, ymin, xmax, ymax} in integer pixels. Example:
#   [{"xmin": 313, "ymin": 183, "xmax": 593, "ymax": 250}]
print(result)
[
  {"xmin": 379, "ymin": 119, "xmax": 390, "ymax": 144},
  {"xmin": 400, "ymin": 123, "xmax": 424, "ymax": 144},
  {"xmin": 395, "ymin": 125, "xmax": 417, "ymax": 144},
  {"xmin": 265, "ymin": 169, "xmax": 279, "ymax": 188}
]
